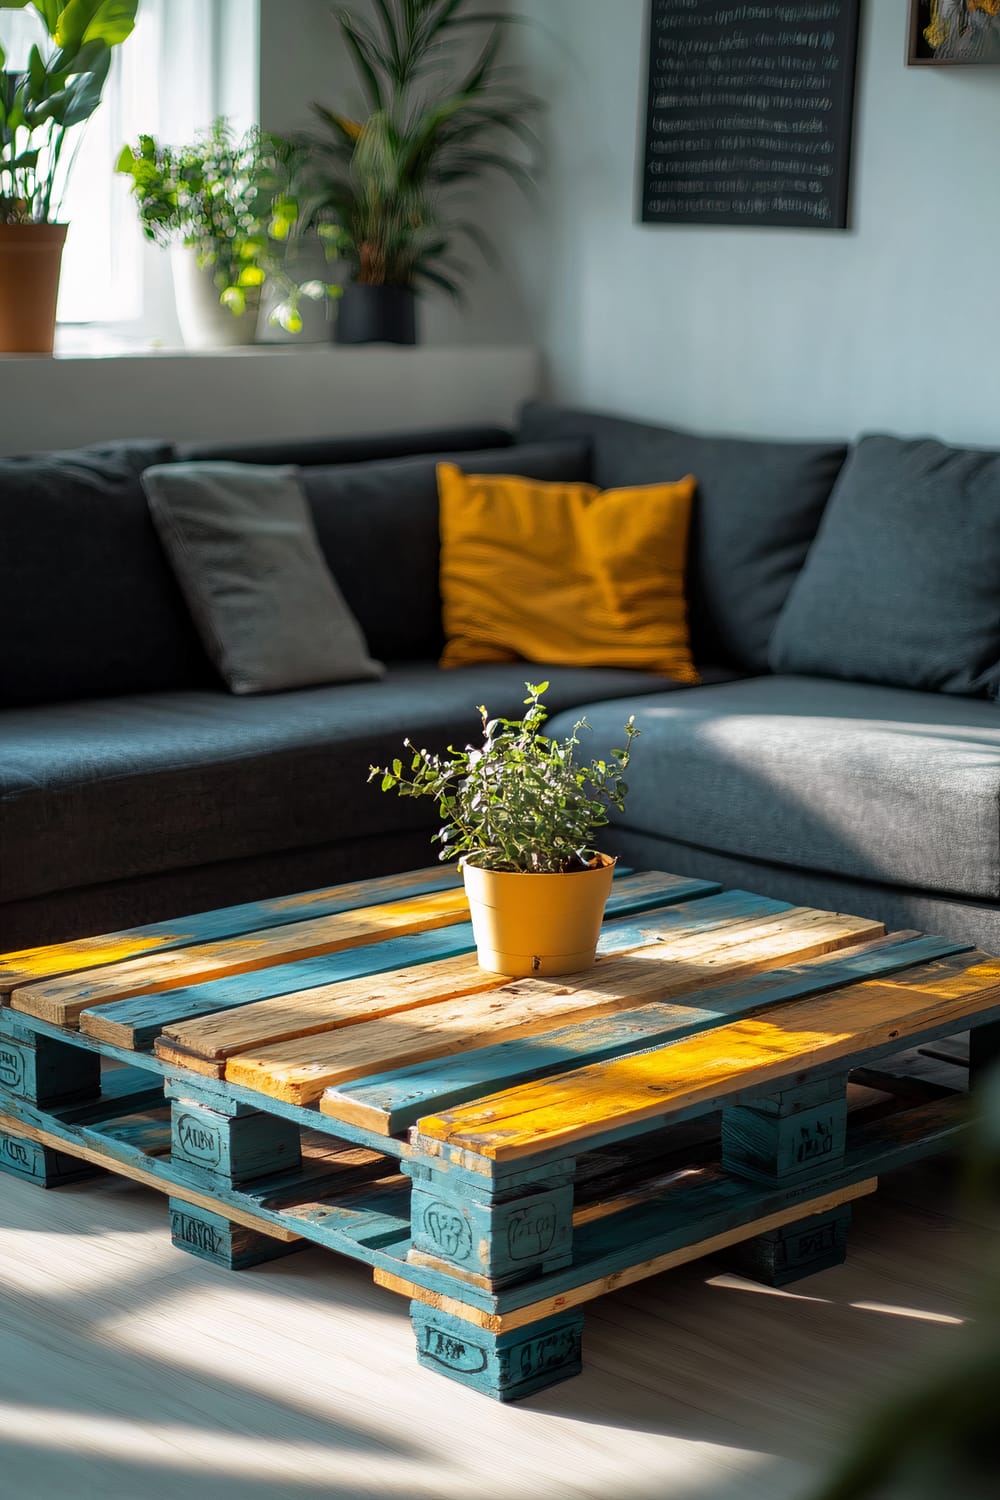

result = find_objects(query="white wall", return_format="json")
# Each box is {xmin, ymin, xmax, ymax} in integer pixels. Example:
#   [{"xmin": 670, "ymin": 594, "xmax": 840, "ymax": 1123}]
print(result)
[{"xmin": 503, "ymin": 0, "xmax": 1000, "ymax": 445}]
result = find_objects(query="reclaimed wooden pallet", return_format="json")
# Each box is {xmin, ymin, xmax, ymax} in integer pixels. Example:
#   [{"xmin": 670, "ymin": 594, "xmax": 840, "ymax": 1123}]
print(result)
[{"xmin": 1, "ymin": 864, "xmax": 995, "ymax": 1401}]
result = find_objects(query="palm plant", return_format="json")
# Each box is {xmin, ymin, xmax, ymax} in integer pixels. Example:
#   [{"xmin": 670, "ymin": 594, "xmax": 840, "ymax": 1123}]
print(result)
[{"xmin": 296, "ymin": 0, "xmax": 540, "ymax": 296}]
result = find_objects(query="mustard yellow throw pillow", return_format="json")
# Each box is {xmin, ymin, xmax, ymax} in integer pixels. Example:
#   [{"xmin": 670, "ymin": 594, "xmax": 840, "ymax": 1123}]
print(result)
[{"xmin": 438, "ymin": 464, "xmax": 699, "ymax": 681}]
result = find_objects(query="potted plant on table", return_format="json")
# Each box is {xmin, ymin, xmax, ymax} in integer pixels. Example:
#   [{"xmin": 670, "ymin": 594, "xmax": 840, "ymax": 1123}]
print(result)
[
  {"xmin": 293, "ymin": 0, "xmax": 541, "ymax": 345},
  {"xmin": 0, "ymin": 0, "xmax": 139, "ymax": 353},
  {"xmin": 116, "ymin": 119, "xmax": 332, "ymax": 348},
  {"xmin": 371, "ymin": 684, "xmax": 638, "ymax": 977}
]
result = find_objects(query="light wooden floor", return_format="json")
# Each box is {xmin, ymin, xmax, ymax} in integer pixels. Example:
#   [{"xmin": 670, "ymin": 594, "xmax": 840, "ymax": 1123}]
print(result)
[{"xmin": 0, "ymin": 1152, "xmax": 984, "ymax": 1500}]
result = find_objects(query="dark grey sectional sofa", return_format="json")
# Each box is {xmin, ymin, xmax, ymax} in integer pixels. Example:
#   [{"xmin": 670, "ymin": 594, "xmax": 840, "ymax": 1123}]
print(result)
[{"xmin": 5, "ymin": 401, "xmax": 1000, "ymax": 960}]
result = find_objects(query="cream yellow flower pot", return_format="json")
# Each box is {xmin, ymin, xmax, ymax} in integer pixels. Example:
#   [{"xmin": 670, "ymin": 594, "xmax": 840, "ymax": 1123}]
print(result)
[{"xmin": 461, "ymin": 854, "xmax": 616, "ymax": 977}]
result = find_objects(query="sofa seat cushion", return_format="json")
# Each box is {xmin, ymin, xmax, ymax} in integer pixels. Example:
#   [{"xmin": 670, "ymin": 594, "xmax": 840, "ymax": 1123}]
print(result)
[
  {"xmin": 0, "ymin": 663, "xmax": 695, "ymax": 905},
  {"xmin": 545, "ymin": 675, "xmax": 1000, "ymax": 902}
]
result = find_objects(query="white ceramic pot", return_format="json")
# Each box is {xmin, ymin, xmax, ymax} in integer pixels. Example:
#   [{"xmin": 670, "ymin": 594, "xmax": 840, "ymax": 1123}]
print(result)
[{"xmin": 170, "ymin": 245, "xmax": 259, "ymax": 350}]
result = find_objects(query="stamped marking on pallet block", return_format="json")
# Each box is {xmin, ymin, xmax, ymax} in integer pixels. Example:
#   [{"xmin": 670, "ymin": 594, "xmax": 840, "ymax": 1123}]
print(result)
[
  {"xmin": 175, "ymin": 1112, "xmax": 224, "ymax": 1168},
  {"xmin": 168, "ymin": 1198, "xmax": 301, "ymax": 1270},
  {"xmin": 0, "ymin": 1043, "xmax": 24, "ymax": 1092},
  {"xmin": 410, "ymin": 1300, "xmax": 584, "ymax": 1400},
  {"xmin": 0, "ymin": 865, "xmax": 466, "ymax": 996},
  {"xmin": 408, "ymin": 1159, "xmax": 576, "ymax": 1287}
]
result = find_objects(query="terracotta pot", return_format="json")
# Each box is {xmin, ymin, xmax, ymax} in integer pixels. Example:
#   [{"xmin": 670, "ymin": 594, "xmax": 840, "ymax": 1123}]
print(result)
[
  {"xmin": 461, "ymin": 854, "xmax": 616, "ymax": 978},
  {"xmin": 0, "ymin": 223, "xmax": 68, "ymax": 354},
  {"xmin": 170, "ymin": 245, "xmax": 260, "ymax": 350}
]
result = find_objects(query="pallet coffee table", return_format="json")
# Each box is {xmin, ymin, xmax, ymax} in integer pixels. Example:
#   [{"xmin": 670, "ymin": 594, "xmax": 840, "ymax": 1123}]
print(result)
[{"xmin": 2, "ymin": 866, "xmax": 998, "ymax": 1401}]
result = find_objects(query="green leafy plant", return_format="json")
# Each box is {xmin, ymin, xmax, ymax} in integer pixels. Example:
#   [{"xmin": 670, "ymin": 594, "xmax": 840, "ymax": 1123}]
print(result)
[
  {"xmin": 293, "ymin": 0, "xmax": 541, "ymax": 296},
  {"xmin": 0, "ymin": 0, "xmax": 138, "ymax": 224},
  {"xmin": 370, "ymin": 683, "xmax": 638, "ymax": 874},
  {"xmin": 116, "ymin": 119, "xmax": 335, "ymax": 329}
]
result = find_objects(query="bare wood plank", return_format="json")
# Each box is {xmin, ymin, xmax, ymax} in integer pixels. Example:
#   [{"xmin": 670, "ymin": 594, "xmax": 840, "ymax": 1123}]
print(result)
[
  {"xmin": 414, "ymin": 952, "xmax": 1000, "ymax": 1166},
  {"xmin": 150, "ymin": 886, "xmax": 780, "ymax": 1070},
  {"xmin": 9, "ymin": 888, "xmax": 472, "ymax": 1027},
  {"xmin": 0, "ymin": 866, "xmax": 463, "ymax": 997},
  {"xmin": 375, "ymin": 1179, "xmax": 878, "ymax": 1333},
  {"xmin": 225, "ymin": 906, "xmax": 883, "ymax": 1107},
  {"xmin": 0, "ymin": 1111, "xmax": 299, "ymax": 1242},
  {"xmin": 322, "ymin": 932, "xmax": 965, "ymax": 1135},
  {"xmin": 81, "ymin": 871, "xmax": 717, "ymax": 1053}
]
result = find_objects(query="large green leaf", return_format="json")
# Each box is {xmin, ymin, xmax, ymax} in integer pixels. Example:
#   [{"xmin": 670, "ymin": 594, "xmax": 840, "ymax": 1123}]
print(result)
[{"xmin": 55, "ymin": 0, "xmax": 138, "ymax": 50}]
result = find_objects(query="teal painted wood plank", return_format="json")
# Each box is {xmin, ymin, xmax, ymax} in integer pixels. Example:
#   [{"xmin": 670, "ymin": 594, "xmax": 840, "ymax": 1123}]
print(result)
[
  {"xmin": 0, "ymin": 865, "xmax": 467, "ymax": 995},
  {"xmin": 84, "ymin": 871, "xmax": 721, "ymax": 1051},
  {"xmin": 326, "ymin": 932, "xmax": 969, "ymax": 1134}
]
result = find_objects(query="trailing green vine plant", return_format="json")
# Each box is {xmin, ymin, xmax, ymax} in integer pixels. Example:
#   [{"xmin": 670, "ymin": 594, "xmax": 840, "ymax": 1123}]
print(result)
[
  {"xmin": 117, "ymin": 120, "xmax": 336, "ymax": 330},
  {"xmin": 370, "ymin": 683, "xmax": 638, "ymax": 874}
]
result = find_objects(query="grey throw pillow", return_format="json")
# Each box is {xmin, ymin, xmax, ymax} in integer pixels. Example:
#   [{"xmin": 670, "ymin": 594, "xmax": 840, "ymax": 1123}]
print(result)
[
  {"xmin": 769, "ymin": 434, "xmax": 1000, "ymax": 696},
  {"xmin": 142, "ymin": 462, "xmax": 384, "ymax": 694}
]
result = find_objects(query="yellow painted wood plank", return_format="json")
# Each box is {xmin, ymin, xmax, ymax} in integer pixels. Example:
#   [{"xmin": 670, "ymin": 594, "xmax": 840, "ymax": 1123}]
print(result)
[
  {"xmin": 415, "ymin": 952, "xmax": 1000, "ymax": 1165},
  {"xmin": 375, "ymin": 1179, "xmax": 878, "ymax": 1333},
  {"xmin": 221, "ymin": 906, "xmax": 882, "ymax": 1107},
  {"xmin": 0, "ymin": 866, "xmax": 459, "ymax": 995},
  {"xmin": 0, "ymin": 1112, "xmax": 300, "ymax": 1242},
  {"xmin": 9, "ymin": 888, "xmax": 471, "ymax": 1028}
]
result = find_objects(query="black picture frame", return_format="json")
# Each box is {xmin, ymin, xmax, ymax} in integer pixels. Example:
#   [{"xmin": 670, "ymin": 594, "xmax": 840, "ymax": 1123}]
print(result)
[{"xmin": 639, "ymin": 0, "xmax": 861, "ymax": 231}]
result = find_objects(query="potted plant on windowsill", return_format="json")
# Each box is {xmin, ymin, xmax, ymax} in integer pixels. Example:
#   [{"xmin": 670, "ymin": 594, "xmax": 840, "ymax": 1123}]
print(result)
[
  {"xmin": 293, "ymin": 0, "xmax": 540, "ymax": 346},
  {"xmin": 117, "ymin": 119, "xmax": 332, "ymax": 349},
  {"xmin": 0, "ymin": 0, "xmax": 138, "ymax": 353},
  {"xmin": 371, "ymin": 683, "xmax": 638, "ymax": 977}
]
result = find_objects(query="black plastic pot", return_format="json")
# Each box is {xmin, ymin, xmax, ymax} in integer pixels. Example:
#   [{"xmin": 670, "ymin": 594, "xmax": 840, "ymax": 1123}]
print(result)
[{"xmin": 335, "ymin": 282, "xmax": 417, "ymax": 345}]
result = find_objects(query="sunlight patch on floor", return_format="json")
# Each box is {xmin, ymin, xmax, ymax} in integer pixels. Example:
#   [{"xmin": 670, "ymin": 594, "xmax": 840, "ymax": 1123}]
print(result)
[
  {"xmin": 849, "ymin": 1300, "xmax": 966, "ymax": 1326},
  {"xmin": 0, "ymin": 1401, "xmax": 449, "ymax": 1492}
]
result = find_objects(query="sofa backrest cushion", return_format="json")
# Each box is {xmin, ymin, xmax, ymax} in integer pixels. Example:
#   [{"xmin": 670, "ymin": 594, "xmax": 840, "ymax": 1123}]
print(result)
[
  {"xmin": 300, "ymin": 438, "xmax": 592, "ymax": 661},
  {"xmin": 1, "ymin": 441, "xmax": 214, "ymax": 707},
  {"xmin": 517, "ymin": 401, "xmax": 847, "ymax": 672},
  {"xmin": 176, "ymin": 424, "xmax": 513, "ymax": 468},
  {"xmin": 769, "ymin": 434, "xmax": 1000, "ymax": 696}
]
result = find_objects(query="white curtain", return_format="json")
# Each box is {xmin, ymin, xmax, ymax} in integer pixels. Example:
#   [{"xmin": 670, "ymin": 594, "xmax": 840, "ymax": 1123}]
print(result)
[{"xmin": 55, "ymin": 0, "xmax": 259, "ymax": 328}]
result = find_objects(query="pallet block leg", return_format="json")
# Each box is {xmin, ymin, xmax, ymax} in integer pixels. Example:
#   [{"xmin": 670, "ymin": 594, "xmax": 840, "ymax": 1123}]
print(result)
[
  {"xmin": 168, "ymin": 1199, "xmax": 299, "ymax": 1271},
  {"xmin": 405, "ymin": 1158, "xmax": 576, "ymax": 1287},
  {"xmin": 721, "ymin": 1075, "xmax": 849, "ymax": 1185},
  {"xmin": 725, "ymin": 1204, "xmax": 852, "ymax": 1288},
  {"xmin": 410, "ymin": 1301, "xmax": 585, "ymax": 1401},
  {"xmin": 0, "ymin": 1024, "xmax": 101, "ymax": 1109},
  {"xmin": 0, "ymin": 1127, "xmax": 98, "ymax": 1188},
  {"xmin": 168, "ymin": 1091, "xmax": 303, "ymax": 1269}
]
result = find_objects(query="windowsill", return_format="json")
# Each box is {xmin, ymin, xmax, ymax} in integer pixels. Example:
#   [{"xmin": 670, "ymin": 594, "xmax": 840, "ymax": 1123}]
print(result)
[{"xmin": 47, "ymin": 326, "xmax": 331, "ymax": 358}]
